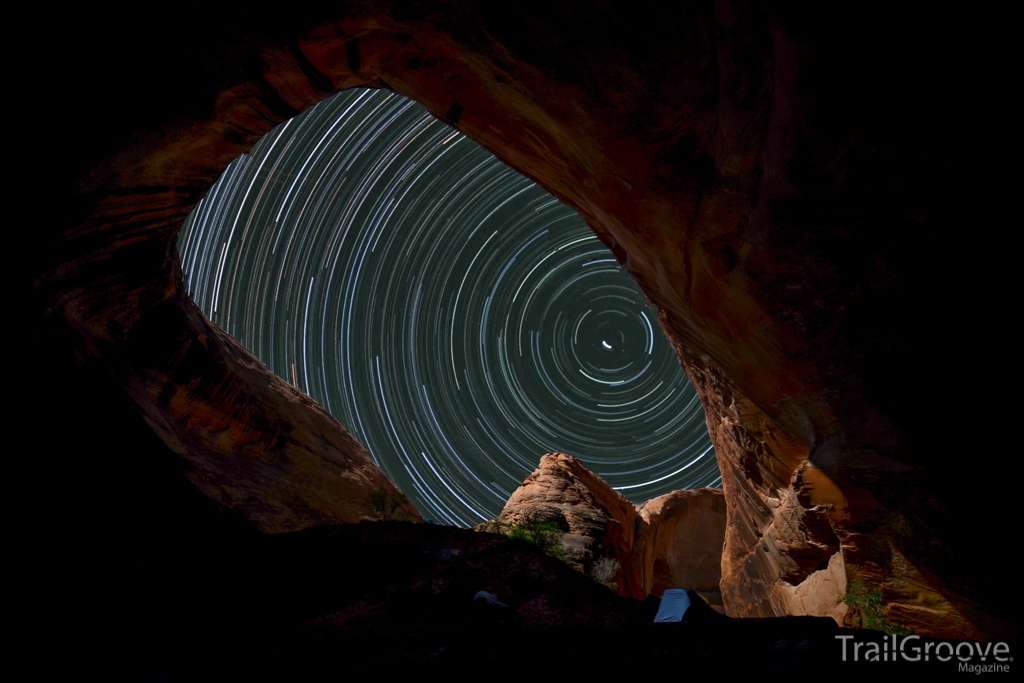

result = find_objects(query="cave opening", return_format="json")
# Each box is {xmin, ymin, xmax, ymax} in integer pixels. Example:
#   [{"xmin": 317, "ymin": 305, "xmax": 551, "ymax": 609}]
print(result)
[
  {"xmin": 27, "ymin": 2, "xmax": 1017, "ymax": 657},
  {"xmin": 177, "ymin": 87, "xmax": 720, "ymax": 526}
]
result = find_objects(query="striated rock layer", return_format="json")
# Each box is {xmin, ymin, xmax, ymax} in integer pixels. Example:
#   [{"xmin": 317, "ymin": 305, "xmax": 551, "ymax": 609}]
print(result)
[
  {"xmin": 488, "ymin": 452, "xmax": 645, "ymax": 597},
  {"xmin": 127, "ymin": 304, "xmax": 419, "ymax": 531},
  {"xmin": 33, "ymin": 2, "xmax": 1012, "ymax": 641},
  {"xmin": 489, "ymin": 452, "xmax": 726, "ymax": 602}
]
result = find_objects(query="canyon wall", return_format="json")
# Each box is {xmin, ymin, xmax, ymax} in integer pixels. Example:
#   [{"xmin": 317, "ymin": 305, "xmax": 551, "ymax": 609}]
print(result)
[
  {"xmin": 33, "ymin": 2, "xmax": 1011, "ymax": 639},
  {"xmin": 636, "ymin": 488, "xmax": 728, "ymax": 600}
]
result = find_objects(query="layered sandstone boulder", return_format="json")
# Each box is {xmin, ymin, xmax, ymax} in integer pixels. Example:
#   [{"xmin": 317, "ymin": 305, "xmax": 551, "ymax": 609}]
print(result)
[
  {"xmin": 484, "ymin": 452, "xmax": 642, "ymax": 597},
  {"xmin": 487, "ymin": 453, "xmax": 727, "ymax": 603}
]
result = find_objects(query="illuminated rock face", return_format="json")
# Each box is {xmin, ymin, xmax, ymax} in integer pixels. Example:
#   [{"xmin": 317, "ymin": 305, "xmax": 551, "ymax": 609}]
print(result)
[
  {"xmin": 39, "ymin": 2, "xmax": 1009, "ymax": 639},
  {"xmin": 490, "ymin": 453, "xmax": 725, "ymax": 602},
  {"xmin": 122, "ymin": 304, "xmax": 418, "ymax": 531},
  {"xmin": 492, "ymin": 452, "xmax": 646, "ymax": 598},
  {"xmin": 635, "ymin": 488, "xmax": 727, "ymax": 599}
]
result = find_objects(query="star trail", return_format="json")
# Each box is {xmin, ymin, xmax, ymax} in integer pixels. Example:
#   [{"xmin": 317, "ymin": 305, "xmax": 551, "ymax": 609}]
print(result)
[{"xmin": 178, "ymin": 88, "xmax": 720, "ymax": 526}]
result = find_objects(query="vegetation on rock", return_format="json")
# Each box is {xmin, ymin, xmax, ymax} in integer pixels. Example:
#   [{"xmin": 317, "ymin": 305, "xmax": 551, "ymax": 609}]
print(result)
[
  {"xmin": 365, "ymin": 485, "xmax": 414, "ymax": 521},
  {"xmin": 842, "ymin": 580, "xmax": 913, "ymax": 635},
  {"xmin": 482, "ymin": 515, "xmax": 567, "ymax": 561}
]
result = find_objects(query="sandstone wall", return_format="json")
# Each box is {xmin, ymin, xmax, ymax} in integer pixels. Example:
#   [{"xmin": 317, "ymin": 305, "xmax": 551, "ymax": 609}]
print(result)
[{"xmin": 636, "ymin": 489, "xmax": 728, "ymax": 598}]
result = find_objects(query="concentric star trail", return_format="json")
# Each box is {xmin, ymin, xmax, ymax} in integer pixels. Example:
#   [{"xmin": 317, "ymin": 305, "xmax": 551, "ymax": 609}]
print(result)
[{"xmin": 179, "ymin": 88, "xmax": 721, "ymax": 526}]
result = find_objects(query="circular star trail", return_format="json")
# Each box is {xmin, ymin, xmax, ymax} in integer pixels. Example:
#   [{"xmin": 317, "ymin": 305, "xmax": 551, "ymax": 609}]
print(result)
[{"xmin": 179, "ymin": 88, "xmax": 720, "ymax": 526}]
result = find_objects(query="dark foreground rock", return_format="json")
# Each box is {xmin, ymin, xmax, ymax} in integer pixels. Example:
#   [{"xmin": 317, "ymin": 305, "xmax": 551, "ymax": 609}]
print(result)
[{"xmin": 67, "ymin": 520, "xmax": 1006, "ymax": 679}]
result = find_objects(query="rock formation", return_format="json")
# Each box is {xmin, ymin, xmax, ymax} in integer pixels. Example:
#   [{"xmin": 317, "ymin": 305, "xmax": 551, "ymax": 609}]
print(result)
[
  {"xmin": 487, "ymin": 452, "xmax": 727, "ymax": 604},
  {"xmin": 485, "ymin": 452, "xmax": 644, "ymax": 597},
  {"xmin": 127, "ymin": 305, "xmax": 421, "ymax": 531},
  {"xmin": 635, "ymin": 488, "xmax": 727, "ymax": 600},
  {"xmin": 31, "ymin": 0, "xmax": 1013, "ymax": 643}
]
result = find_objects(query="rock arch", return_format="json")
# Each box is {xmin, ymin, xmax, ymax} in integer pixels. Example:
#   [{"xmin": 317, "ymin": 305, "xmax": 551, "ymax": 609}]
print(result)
[{"xmin": 33, "ymin": 2, "xmax": 1008, "ymax": 639}]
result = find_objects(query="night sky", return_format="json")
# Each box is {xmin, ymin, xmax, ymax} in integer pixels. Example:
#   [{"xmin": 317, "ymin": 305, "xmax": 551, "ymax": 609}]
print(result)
[{"xmin": 178, "ymin": 88, "xmax": 720, "ymax": 526}]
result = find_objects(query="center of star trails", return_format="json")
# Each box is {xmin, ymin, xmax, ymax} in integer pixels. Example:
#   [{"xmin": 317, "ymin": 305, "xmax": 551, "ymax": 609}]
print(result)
[{"xmin": 177, "ymin": 87, "xmax": 721, "ymax": 526}]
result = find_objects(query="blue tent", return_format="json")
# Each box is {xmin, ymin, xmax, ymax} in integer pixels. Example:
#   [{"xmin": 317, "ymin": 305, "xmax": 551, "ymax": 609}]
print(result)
[{"xmin": 653, "ymin": 589, "xmax": 691, "ymax": 623}]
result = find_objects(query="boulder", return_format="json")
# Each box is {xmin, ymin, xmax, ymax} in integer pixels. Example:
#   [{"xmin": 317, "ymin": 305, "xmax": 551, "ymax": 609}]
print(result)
[
  {"xmin": 491, "ymin": 452, "xmax": 642, "ymax": 597},
  {"xmin": 636, "ymin": 489, "xmax": 727, "ymax": 598},
  {"xmin": 490, "ymin": 453, "xmax": 727, "ymax": 602}
]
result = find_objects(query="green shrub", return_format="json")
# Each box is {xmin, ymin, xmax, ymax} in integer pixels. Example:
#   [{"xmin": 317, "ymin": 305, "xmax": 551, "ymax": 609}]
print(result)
[
  {"xmin": 489, "ymin": 516, "xmax": 567, "ymax": 560},
  {"xmin": 365, "ymin": 485, "xmax": 413, "ymax": 521},
  {"xmin": 842, "ymin": 580, "xmax": 913, "ymax": 635}
]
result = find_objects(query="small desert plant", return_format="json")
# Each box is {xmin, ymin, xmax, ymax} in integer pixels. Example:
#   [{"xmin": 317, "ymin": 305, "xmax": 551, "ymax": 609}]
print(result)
[
  {"xmin": 489, "ymin": 515, "xmax": 567, "ymax": 560},
  {"xmin": 590, "ymin": 556, "xmax": 620, "ymax": 592},
  {"xmin": 842, "ymin": 580, "xmax": 913, "ymax": 635},
  {"xmin": 365, "ymin": 484, "xmax": 413, "ymax": 521}
]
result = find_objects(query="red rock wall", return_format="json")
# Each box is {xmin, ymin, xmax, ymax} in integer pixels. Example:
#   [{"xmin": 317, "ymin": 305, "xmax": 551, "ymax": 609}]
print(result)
[{"xmin": 636, "ymin": 489, "xmax": 727, "ymax": 598}]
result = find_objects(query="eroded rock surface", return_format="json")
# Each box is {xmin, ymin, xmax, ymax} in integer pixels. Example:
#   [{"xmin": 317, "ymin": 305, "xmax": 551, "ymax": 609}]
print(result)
[
  {"xmin": 636, "ymin": 489, "xmax": 727, "ymax": 599},
  {"xmin": 486, "ymin": 452, "xmax": 642, "ymax": 596},
  {"xmin": 126, "ymin": 306, "xmax": 419, "ymax": 532},
  {"xmin": 487, "ymin": 453, "xmax": 727, "ymax": 602}
]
